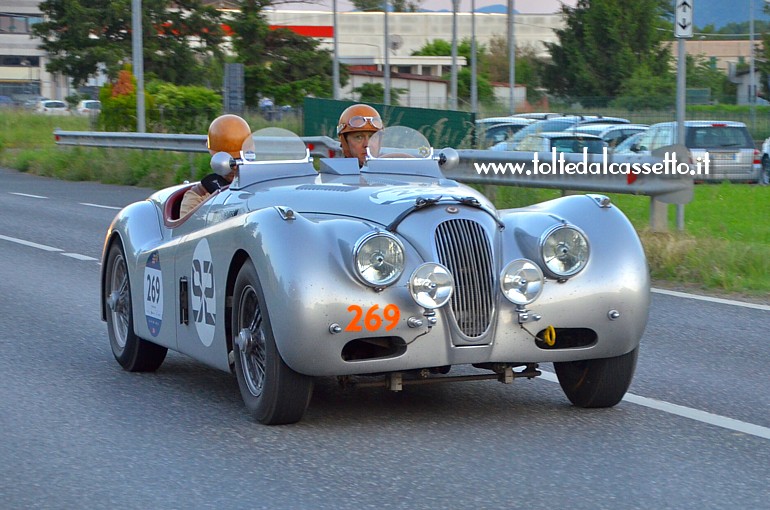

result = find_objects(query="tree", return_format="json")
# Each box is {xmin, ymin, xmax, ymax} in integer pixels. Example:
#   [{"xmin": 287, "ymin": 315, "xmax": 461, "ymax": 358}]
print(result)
[
  {"xmin": 543, "ymin": 0, "xmax": 673, "ymax": 106},
  {"xmin": 229, "ymin": 1, "xmax": 344, "ymax": 106},
  {"xmin": 353, "ymin": 83, "xmax": 404, "ymax": 104},
  {"xmin": 484, "ymin": 36, "xmax": 548, "ymax": 103},
  {"xmin": 412, "ymin": 38, "xmax": 496, "ymax": 106},
  {"xmin": 686, "ymin": 54, "xmax": 736, "ymax": 104},
  {"xmin": 32, "ymin": 0, "xmax": 224, "ymax": 88}
]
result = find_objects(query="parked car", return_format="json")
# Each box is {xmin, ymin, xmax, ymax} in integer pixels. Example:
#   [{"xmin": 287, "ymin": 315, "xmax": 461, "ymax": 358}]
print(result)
[
  {"xmin": 36, "ymin": 99, "xmax": 70, "ymax": 115},
  {"xmin": 101, "ymin": 126, "xmax": 649, "ymax": 425},
  {"xmin": 515, "ymin": 132, "xmax": 608, "ymax": 154},
  {"xmin": 632, "ymin": 120, "xmax": 761, "ymax": 182},
  {"xmin": 574, "ymin": 116, "xmax": 631, "ymax": 126},
  {"xmin": 612, "ymin": 131, "xmax": 646, "ymax": 155},
  {"xmin": 491, "ymin": 116, "xmax": 586, "ymax": 150},
  {"xmin": 76, "ymin": 99, "xmax": 101, "ymax": 116},
  {"xmin": 491, "ymin": 115, "xmax": 631, "ymax": 151},
  {"xmin": 512, "ymin": 112, "xmax": 564, "ymax": 120},
  {"xmin": 572, "ymin": 123, "xmax": 649, "ymax": 150},
  {"xmin": 0, "ymin": 95, "xmax": 14, "ymax": 108},
  {"xmin": 475, "ymin": 116, "xmax": 534, "ymax": 147}
]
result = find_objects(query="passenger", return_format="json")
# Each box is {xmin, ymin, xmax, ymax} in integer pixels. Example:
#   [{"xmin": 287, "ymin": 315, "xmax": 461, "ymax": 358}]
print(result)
[
  {"xmin": 337, "ymin": 104, "xmax": 384, "ymax": 167},
  {"xmin": 179, "ymin": 114, "xmax": 251, "ymax": 217}
]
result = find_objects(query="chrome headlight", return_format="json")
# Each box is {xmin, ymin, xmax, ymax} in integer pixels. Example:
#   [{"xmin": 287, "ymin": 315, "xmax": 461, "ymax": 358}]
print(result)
[
  {"xmin": 409, "ymin": 263, "xmax": 454, "ymax": 309},
  {"xmin": 501, "ymin": 259, "xmax": 544, "ymax": 305},
  {"xmin": 354, "ymin": 232, "xmax": 405, "ymax": 287},
  {"xmin": 540, "ymin": 225, "xmax": 589, "ymax": 278}
]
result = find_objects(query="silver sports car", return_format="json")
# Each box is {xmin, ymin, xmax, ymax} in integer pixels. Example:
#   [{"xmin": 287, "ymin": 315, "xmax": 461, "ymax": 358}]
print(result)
[{"xmin": 101, "ymin": 126, "xmax": 650, "ymax": 425}]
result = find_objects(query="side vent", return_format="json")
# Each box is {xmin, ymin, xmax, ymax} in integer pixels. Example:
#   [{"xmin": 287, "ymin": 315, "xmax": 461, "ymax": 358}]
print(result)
[{"xmin": 179, "ymin": 276, "xmax": 189, "ymax": 325}]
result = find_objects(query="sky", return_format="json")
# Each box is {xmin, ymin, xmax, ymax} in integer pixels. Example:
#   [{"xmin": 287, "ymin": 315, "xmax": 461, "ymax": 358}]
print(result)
[{"xmin": 271, "ymin": 0, "xmax": 577, "ymax": 13}]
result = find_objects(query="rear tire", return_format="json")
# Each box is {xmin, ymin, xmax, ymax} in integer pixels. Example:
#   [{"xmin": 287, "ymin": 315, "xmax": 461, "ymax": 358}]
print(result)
[
  {"xmin": 105, "ymin": 242, "xmax": 167, "ymax": 372},
  {"xmin": 232, "ymin": 260, "xmax": 313, "ymax": 425},
  {"xmin": 554, "ymin": 348, "xmax": 638, "ymax": 408}
]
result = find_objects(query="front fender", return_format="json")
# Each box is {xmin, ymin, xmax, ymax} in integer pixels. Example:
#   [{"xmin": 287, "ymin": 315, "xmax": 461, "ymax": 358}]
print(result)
[
  {"xmin": 229, "ymin": 208, "xmax": 426, "ymax": 375},
  {"xmin": 100, "ymin": 200, "xmax": 163, "ymax": 321}
]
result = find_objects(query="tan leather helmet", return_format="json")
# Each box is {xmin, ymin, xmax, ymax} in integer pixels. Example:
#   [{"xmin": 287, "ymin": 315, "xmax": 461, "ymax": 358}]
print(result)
[
  {"xmin": 337, "ymin": 104, "xmax": 383, "ymax": 158},
  {"xmin": 207, "ymin": 114, "xmax": 251, "ymax": 157},
  {"xmin": 337, "ymin": 104, "xmax": 383, "ymax": 136}
]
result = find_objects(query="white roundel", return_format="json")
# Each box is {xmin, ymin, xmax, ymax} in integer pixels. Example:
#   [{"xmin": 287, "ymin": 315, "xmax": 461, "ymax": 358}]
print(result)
[{"xmin": 191, "ymin": 239, "xmax": 216, "ymax": 347}]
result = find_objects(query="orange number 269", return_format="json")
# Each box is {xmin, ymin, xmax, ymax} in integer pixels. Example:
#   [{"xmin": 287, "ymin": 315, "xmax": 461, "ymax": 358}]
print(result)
[{"xmin": 345, "ymin": 304, "xmax": 400, "ymax": 332}]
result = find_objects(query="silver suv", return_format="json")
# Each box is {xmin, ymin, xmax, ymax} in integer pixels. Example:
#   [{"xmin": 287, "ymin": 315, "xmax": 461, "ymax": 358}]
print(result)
[{"xmin": 632, "ymin": 120, "xmax": 760, "ymax": 182}]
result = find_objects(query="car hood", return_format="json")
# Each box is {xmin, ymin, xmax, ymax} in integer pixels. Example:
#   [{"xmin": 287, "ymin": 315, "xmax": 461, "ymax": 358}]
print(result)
[{"xmin": 238, "ymin": 173, "xmax": 495, "ymax": 227}]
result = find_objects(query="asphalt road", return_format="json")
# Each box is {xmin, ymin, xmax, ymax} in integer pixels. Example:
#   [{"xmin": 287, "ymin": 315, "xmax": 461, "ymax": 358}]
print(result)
[{"xmin": 1, "ymin": 168, "xmax": 768, "ymax": 509}]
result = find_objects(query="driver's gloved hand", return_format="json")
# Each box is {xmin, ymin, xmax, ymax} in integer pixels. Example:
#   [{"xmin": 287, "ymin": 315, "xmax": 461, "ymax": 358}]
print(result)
[{"xmin": 201, "ymin": 174, "xmax": 229, "ymax": 193}]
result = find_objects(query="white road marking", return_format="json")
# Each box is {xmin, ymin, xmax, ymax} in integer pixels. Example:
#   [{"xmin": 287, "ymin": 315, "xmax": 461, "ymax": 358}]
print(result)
[
  {"xmin": 1, "ymin": 229, "xmax": 768, "ymax": 437},
  {"xmin": 652, "ymin": 287, "xmax": 770, "ymax": 312},
  {"xmin": 80, "ymin": 202, "xmax": 122, "ymax": 210},
  {"xmin": 9, "ymin": 192, "xmax": 47, "ymax": 199},
  {"xmin": 539, "ymin": 371, "xmax": 770, "ymax": 440},
  {"xmin": 62, "ymin": 253, "xmax": 99, "ymax": 261},
  {"xmin": 0, "ymin": 234, "xmax": 62, "ymax": 252}
]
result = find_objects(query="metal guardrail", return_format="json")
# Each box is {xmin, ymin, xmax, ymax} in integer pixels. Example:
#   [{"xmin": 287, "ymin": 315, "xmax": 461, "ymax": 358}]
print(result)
[
  {"xmin": 53, "ymin": 130, "xmax": 342, "ymax": 159},
  {"xmin": 53, "ymin": 130, "xmax": 693, "ymax": 224},
  {"xmin": 446, "ymin": 148, "xmax": 693, "ymax": 205}
]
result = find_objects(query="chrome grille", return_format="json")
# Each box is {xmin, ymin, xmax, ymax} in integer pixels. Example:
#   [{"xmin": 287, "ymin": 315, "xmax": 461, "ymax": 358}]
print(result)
[{"xmin": 435, "ymin": 219, "xmax": 494, "ymax": 338}]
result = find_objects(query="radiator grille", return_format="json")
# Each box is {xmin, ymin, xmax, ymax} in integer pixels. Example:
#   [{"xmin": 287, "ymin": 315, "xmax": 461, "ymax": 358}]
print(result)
[{"xmin": 434, "ymin": 219, "xmax": 494, "ymax": 338}]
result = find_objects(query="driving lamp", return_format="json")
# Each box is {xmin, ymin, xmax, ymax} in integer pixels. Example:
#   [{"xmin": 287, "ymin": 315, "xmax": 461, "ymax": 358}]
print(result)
[
  {"xmin": 409, "ymin": 263, "xmax": 454, "ymax": 309},
  {"xmin": 354, "ymin": 232, "xmax": 405, "ymax": 287},
  {"xmin": 540, "ymin": 225, "xmax": 589, "ymax": 278},
  {"xmin": 500, "ymin": 259, "xmax": 544, "ymax": 305}
]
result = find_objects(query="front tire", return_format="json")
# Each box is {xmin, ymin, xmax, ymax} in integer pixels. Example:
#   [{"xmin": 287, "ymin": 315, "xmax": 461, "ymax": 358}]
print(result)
[
  {"xmin": 232, "ymin": 260, "xmax": 313, "ymax": 425},
  {"xmin": 554, "ymin": 348, "xmax": 638, "ymax": 408},
  {"xmin": 104, "ymin": 242, "xmax": 167, "ymax": 372}
]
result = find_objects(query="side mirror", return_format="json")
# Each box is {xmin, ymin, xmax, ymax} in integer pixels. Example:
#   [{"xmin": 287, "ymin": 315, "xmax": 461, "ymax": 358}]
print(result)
[
  {"xmin": 210, "ymin": 151, "xmax": 236, "ymax": 176},
  {"xmin": 437, "ymin": 147, "xmax": 459, "ymax": 171}
]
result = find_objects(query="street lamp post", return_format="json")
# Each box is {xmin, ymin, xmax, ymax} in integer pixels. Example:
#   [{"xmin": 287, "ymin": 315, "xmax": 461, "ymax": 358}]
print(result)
[
  {"xmin": 384, "ymin": 0, "xmax": 391, "ymax": 105},
  {"xmin": 131, "ymin": 0, "xmax": 145, "ymax": 133},
  {"xmin": 507, "ymin": 0, "xmax": 515, "ymax": 114},
  {"xmin": 471, "ymin": 0, "xmax": 478, "ymax": 113},
  {"xmin": 750, "ymin": 0, "xmax": 756, "ymax": 129},
  {"xmin": 450, "ymin": 0, "xmax": 459, "ymax": 110},
  {"xmin": 333, "ymin": 0, "xmax": 340, "ymax": 100}
]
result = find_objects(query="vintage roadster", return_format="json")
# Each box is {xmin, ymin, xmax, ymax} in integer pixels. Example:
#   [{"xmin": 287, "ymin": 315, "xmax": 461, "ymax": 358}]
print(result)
[{"xmin": 101, "ymin": 126, "xmax": 650, "ymax": 425}]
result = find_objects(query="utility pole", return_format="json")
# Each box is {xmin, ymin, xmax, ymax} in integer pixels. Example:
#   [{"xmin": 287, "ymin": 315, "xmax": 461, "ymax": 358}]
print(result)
[
  {"xmin": 131, "ymin": 0, "xmax": 145, "ymax": 132},
  {"xmin": 507, "ymin": 0, "xmax": 515, "ymax": 114},
  {"xmin": 384, "ymin": 0, "xmax": 391, "ymax": 105},
  {"xmin": 471, "ymin": 0, "xmax": 478, "ymax": 114},
  {"xmin": 450, "ymin": 0, "xmax": 459, "ymax": 110},
  {"xmin": 333, "ymin": 0, "xmax": 340, "ymax": 100}
]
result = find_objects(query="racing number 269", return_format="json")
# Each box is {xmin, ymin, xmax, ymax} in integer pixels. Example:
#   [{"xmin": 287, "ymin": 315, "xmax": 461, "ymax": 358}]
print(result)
[{"xmin": 345, "ymin": 304, "xmax": 400, "ymax": 332}]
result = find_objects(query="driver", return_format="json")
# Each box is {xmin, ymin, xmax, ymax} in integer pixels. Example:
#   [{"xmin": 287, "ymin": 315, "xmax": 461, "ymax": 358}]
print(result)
[
  {"xmin": 179, "ymin": 114, "xmax": 251, "ymax": 217},
  {"xmin": 337, "ymin": 104, "xmax": 384, "ymax": 167}
]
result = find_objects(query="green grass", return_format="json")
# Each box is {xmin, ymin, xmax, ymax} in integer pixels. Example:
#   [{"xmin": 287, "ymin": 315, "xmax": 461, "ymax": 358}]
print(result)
[{"xmin": 2, "ymin": 112, "xmax": 769, "ymax": 297}]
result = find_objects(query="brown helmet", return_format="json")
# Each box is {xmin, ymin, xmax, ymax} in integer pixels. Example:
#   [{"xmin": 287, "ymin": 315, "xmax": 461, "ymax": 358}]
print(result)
[
  {"xmin": 207, "ymin": 114, "xmax": 251, "ymax": 158},
  {"xmin": 337, "ymin": 104, "xmax": 383, "ymax": 136},
  {"xmin": 337, "ymin": 104, "xmax": 383, "ymax": 159}
]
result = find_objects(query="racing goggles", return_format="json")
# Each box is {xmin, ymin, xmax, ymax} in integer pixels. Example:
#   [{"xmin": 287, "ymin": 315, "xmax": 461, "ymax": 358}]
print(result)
[{"xmin": 338, "ymin": 115, "xmax": 383, "ymax": 134}]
